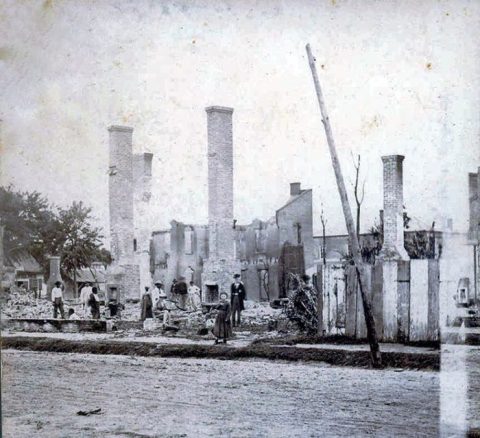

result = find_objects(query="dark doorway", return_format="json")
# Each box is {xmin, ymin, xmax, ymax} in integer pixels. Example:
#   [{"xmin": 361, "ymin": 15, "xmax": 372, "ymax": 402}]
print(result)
[
  {"xmin": 205, "ymin": 284, "xmax": 219, "ymax": 303},
  {"xmin": 278, "ymin": 244, "xmax": 305, "ymax": 298}
]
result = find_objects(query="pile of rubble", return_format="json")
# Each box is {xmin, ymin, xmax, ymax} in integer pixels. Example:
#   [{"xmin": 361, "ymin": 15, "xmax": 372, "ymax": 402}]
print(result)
[
  {"xmin": 1, "ymin": 289, "xmax": 290, "ymax": 337},
  {"xmin": 241, "ymin": 301, "xmax": 284, "ymax": 328},
  {"xmin": 119, "ymin": 302, "xmax": 141, "ymax": 321},
  {"xmin": 0, "ymin": 289, "xmax": 82, "ymax": 320},
  {"xmin": 285, "ymin": 280, "xmax": 319, "ymax": 334}
]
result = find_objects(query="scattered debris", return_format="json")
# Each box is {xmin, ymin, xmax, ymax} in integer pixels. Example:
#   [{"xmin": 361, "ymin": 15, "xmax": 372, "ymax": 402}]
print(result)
[
  {"xmin": 76, "ymin": 408, "xmax": 102, "ymax": 416},
  {"xmin": 285, "ymin": 275, "xmax": 319, "ymax": 334}
]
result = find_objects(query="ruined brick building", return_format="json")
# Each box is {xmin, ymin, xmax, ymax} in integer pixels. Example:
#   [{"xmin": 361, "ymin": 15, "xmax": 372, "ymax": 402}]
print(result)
[
  {"xmin": 107, "ymin": 125, "xmax": 153, "ymax": 300},
  {"xmin": 106, "ymin": 106, "xmax": 478, "ymax": 345},
  {"xmin": 149, "ymin": 106, "xmax": 314, "ymax": 302},
  {"xmin": 106, "ymin": 106, "xmax": 315, "ymax": 301}
]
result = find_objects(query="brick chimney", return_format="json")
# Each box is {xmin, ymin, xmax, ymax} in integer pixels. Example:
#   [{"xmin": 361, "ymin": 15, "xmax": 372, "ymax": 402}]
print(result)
[
  {"xmin": 379, "ymin": 155, "xmax": 409, "ymax": 260},
  {"xmin": 133, "ymin": 152, "xmax": 154, "ymax": 292},
  {"xmin": 108, "ymin": 125, "xmax": 135, "ymax": 265},
  {"xmin": 205, "ymin": 106, "xmax": 235, "ymax": 260},
  {"xmin": 290, "ymin": 182, "xmax": 301, "ymax": 196},
  {"xmin": 47, "ymin": 256, "xmax": 62, "ymax": 299},
  {"xmin": 107, "ymin": 125, "xmax": 140, "ymax": 301},
  {"xmin": 202, "ymin": 106, "xmax": 241, "ymax": 299}
]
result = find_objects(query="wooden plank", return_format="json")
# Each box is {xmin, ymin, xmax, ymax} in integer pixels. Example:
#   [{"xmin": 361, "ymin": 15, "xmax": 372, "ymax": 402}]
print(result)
[
  {"xmin": 397, "ymin": 261, "xmax": 410, "ymax": 342},
  {"xmin": 428, "ymin": 259, "xmax": 440, "ymax": 341},
  {"xmin": 345, "ymin": 265, "xmax": 357, "ymax": 337},
  {"xmin": 382, "ymin": 261, "xmax": 399, "ymax": 341},
  {"xmin": 409, "ymin": 260, "xmax": 429, "ymax": 341},
  {"xmin": 372, "ymin": 262, "xmax": 384, "ymax": 339},
  {"xmin": 356, "ymin": 265, "xmax": 370, "ymax": 339}
]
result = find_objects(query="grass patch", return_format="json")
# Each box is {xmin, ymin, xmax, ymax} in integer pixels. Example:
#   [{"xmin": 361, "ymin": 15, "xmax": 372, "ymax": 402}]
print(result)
[{"xmin": 2, "ymin": 336, "xmax": 439, "ymax": 371}]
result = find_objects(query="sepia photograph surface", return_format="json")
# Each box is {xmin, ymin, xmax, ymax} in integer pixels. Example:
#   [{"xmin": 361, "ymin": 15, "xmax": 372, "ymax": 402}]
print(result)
[{"xmin": 1, "ymin": 1, "xmax": 479, "ymax": 437}]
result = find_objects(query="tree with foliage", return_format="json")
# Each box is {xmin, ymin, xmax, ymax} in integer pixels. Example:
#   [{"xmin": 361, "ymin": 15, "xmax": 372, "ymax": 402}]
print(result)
[
  {"xmin": 0, "ymin": 186, "xmax": 111, "ymax": 296},
  {"xmin": 55, "ymin": 202, "xmax": 111, "ymax": 298},
  {"xmin": 0, "ymin": 186, "xmax": 56, "ymax": 269}
]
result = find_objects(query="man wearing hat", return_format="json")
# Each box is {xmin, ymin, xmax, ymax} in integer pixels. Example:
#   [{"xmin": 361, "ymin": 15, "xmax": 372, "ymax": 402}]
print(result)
[
  {"xmin": 230, "ymin": 274, "xmax": 246, "ymax": 327},
  {"xmin": 51, "ymin": 281, "xmax": 65, "ymax": 319},
  {"xmin": 154, "ymin": 283, "xmax": 170, "ymax": 325}
]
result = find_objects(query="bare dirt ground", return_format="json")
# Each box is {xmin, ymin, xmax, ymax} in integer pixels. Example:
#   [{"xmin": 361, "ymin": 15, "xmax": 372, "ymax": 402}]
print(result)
[{"xmin": 2, "ymin": 350, "xmax": 441, "ymax": 438}]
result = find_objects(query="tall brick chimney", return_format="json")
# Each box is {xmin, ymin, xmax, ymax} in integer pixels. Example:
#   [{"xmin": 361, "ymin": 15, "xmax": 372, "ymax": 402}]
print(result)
[
  {"xmin": 108, "ymin": 125, "xmax": 140, "ymax": 300},
  {"xmin": 202, "ymin": 106, "xmax": 240, "ymax": 299},
  {"xmin": 379, "ymin": 155, "xmax": 409, "ymax": 260},
  {"xmin": 206, "ymin": 106, "xmax": 235, "ymax": 260},
  {"xmin": 133, "ymin": 152, "xmax": 154, "ymax": 290},
  {"xmin": 108, "ymin": 125, "xmax": 135, "ymax": 264}
]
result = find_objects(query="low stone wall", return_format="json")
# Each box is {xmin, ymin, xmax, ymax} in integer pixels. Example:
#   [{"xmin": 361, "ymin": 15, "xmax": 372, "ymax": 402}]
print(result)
[
  {"xmin": 1, "ymin": 318, "xmax": 148, "ymax": 333},
  {"xmin": 1, "ymin": 319, "xmax": 107, "ymax": 333}
]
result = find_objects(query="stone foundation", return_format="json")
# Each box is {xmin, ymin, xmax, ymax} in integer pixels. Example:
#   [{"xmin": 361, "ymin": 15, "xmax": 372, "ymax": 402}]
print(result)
[{"xmin": 202, "ymin": 259, "xmax": 241, "ymax": 302}]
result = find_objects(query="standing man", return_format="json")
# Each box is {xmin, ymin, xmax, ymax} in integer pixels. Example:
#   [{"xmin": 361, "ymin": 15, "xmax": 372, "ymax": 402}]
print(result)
[
  {"xmin": 230, "ymin": 274, "xmax": 246, "ymax": 327},
  {"xmin": 52, "ymin": 281, "xmax": 65, "ymax": 319},
  {"xmin": 89, "ymin": 287, "xmax": 101, "ymax": 319},
  {"xmin": 80, "ymin": 282, "xmax": 93, "ymax": 318},
  {"xmin": 187, "ymin": 281, "xmax": 202, "ymax": 311}
]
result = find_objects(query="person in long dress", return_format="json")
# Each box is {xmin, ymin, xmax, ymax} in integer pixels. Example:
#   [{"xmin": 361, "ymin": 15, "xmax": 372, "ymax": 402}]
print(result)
[
  {"xmin": 212, "ymin": 292, "xmax": 232, "ymax": 344},
  {"xmin": 141, "ymin": 286, "xmax": 153, "ymax": 321}
]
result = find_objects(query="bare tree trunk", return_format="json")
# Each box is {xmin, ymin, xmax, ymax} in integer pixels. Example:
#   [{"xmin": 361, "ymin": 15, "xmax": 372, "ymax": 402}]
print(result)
[
  {"xmin": 306, "ymin": 44, "xmax": 381, "ymax": 367},
  {"xmin": 356, "ymin": 208, "xmax": 360, "ymax": 238},
  {"xmin": 316, "ymin": 265, "xmax": 324, "ymax": 336},
  {"xmin": 321, "ymin": 207, "xmax": 327, "ymax": 267},
  {"xmin": 319, "ymin": 211, "xmax": 330, "ymax": 335}
]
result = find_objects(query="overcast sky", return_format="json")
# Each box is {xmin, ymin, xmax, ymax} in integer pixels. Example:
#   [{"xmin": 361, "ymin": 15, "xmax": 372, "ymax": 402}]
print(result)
[{"xmin": 1, "ymin": 0, "xmax": 479, "ymax": 239}]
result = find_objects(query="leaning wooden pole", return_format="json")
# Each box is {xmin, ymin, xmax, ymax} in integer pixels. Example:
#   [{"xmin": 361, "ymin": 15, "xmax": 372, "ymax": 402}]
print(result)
[{"xmin": 305, "ymin": 43, "xmax": 381, "ymax": 367}]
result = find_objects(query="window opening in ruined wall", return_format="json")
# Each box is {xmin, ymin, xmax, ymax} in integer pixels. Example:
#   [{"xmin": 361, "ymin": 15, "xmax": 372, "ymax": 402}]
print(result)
[
  {"xmin": 295, "ymin": 222, "xmax": 302, "ymax": 245},
  {"xmin": 185, "ymin": 227, "xmax": 194, "ymax": 255}
]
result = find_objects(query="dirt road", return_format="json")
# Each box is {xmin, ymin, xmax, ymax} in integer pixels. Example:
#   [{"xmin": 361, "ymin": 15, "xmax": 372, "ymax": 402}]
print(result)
[{"xmin": 1, "ymin": 350, "xmax": 441, "ymax": 437}]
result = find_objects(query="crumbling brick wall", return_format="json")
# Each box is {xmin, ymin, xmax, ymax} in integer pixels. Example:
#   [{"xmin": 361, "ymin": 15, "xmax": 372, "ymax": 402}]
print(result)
[{"xmin": 276, "ymin": 186, "xmax": 314, "ymax": 270}]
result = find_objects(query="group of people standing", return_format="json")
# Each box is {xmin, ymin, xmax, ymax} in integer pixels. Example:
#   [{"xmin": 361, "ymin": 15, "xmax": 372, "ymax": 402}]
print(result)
[
  {"xmin": 140, "ymin": 279, "xmax": 203, "ymax": 322},
  {"xmin": 139, "ymin": 274, "xmax": 247, "ymax": 345},
  {"xmin": 79, "ymin": 282, "xmax": 101, "ymax": 318},
  {"xmin": 140, "ymin": 282, "xmax": 166, "ymax": 321},
  {"xmin": 50, "ymin": 281, "xmax": 100, "ymax": 320},
  {"xmin": 50, "ymin": 274, "xmax": 247, "ymax": 344}
]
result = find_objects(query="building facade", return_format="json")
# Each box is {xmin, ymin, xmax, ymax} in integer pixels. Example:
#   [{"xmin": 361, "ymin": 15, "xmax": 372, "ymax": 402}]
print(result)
[{"xmin": 149, "ymin": 181, "xmax": 314, "ymax": 302}]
